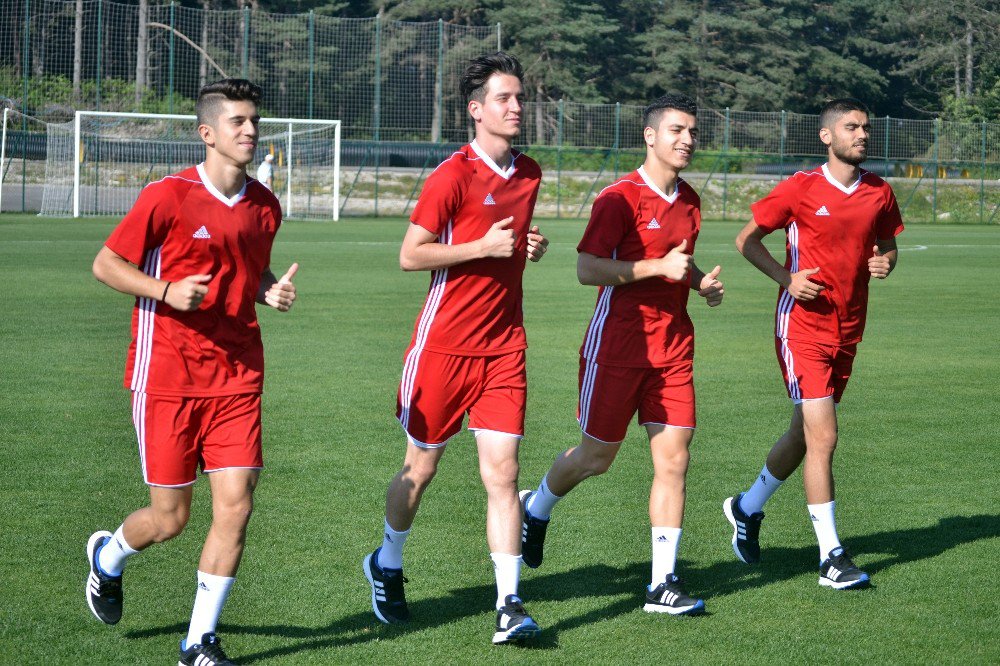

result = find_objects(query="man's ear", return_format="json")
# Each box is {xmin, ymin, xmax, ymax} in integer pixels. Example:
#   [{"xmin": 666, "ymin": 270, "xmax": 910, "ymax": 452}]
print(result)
[
  {"xmin": 198, "ymin": 123, "xmax": 214, "ymax": 146},
  {"xmin": 643, "ymin": 126, "xmax": 656, "ymax": 148},
  {"xmin": 468, "ymin": 99, "xmax": 482, "ymax": 122},
  {"xmin": 818, "ymin": 127, "xmax": 832, "ymax": 147}
]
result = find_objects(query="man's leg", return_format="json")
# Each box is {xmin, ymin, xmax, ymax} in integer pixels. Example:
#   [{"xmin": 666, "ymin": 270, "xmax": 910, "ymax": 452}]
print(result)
[
  {"xmin": 475, "ymin": 431, "xmax": 540, "ymax": 643},
  {"xmin": 643, "ymin": 424, "xmax": 703, "ymax": 615},
  {"xmin": 182, "ymin": 469, "xmax": 258, "ymax": 650}
]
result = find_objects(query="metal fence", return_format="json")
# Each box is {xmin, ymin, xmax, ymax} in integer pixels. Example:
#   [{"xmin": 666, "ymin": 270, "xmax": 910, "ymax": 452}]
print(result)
[{"xmin": 2, "ymin": 0, "xmax": 998, "ymax": 222}]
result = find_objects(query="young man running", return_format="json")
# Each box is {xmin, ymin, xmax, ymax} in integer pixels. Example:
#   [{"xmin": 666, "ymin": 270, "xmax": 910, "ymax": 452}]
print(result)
[
  {"xmin": 363, "ymin": 52, "xmax": 548, "ymax": 644},
  {"xmin": 725, "ymin": 98, "xmax": 903, "ymax": 590},
  {"xmin": 520, "ymin": 93, "xmax": 724, "ymax": 615},
  {"xmin": 85, "ymin": 78, "xmax": 297, "ymax": 665}
]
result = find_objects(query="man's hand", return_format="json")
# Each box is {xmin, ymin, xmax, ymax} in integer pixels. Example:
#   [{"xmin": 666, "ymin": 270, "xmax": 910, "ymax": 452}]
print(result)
[
  {"xmin": 698, "ymin": 265, "xmax": 724, "ymax": 307},
  {"xmin": 658, "ymin": 239, "xmax": 693, "ymax": 281},
  {"xmin": 526, "ymin": 225, "xmax": 549, "ymax": 262},
  {"xmin": 480, "ymin": 217, "xmax": 517, "ymax": 258},
  {"xmin": 868, "ymin": 245, "xmax": 891, "ymax": 279},
  {"xmin": 786, "ymin": 267, "xmax": 825, "ymax": 301},
  {"xmin": 165, "ymin": 274, "xmax": 212, "ymax": 311},
  {"xmin": 264, "ymin": 263, "xmax": 298, "ymax": 312}
]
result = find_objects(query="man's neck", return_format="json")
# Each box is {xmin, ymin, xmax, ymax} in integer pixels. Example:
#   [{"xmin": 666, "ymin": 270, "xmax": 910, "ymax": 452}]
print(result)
[
  {"xmin": 825, "ymin": 156, "xmax": 861, "ymax": 188},
  {"xmin": 475, "ymin": 133, "xmax": 514, "ymax": 170},
  {"xmin": 203, "ymin": 153, "xmax": 248, "ymax": 197},
  {"xmin": 642, "ymin": 158, "xmax": 680, "ymax": 195}
]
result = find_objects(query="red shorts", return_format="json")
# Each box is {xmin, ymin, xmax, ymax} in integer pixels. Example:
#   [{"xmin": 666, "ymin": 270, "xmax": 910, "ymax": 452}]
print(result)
[
  {"xmin": 775, "ymin": 338, "xmax": 858, "ymax": 403},
  {"xmin": 577, "ymin": 357, "xmax": 696, "ymax": 443},
  {"xmin": 397, "ymin": 349, "xmax": 527, "ymax": 447},
  {"xmin": 131, "ymin": 392, "xmax": 263, "ymax": 487}
]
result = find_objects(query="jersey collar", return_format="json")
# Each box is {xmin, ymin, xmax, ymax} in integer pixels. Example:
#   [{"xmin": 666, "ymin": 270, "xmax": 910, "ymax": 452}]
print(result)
[
  {"xmin": 821, "ymin": 163, "xmax": 862, "ymax": 195},
  {"xmin": 470, "ymin": 139, "xmax": 517, "ymax": 180},
  {"xmin": 197, "ymin": 163, "xmax": 246, "ymax": 207},
  {"xmin": 638, "ymin": 165, "xmax": 680, "ymax": 203}
]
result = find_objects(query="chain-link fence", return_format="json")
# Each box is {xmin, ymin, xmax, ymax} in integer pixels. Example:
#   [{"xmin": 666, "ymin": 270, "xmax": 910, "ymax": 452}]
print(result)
[{"xmin": 2, "ymin": 0, "xmax": 998, "ymax": 222}]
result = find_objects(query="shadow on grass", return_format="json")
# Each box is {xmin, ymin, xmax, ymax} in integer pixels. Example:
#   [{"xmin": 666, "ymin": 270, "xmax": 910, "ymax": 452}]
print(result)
[{"xmin": 124, "ymin": 513, "xmax": 997, "ymax": 661}]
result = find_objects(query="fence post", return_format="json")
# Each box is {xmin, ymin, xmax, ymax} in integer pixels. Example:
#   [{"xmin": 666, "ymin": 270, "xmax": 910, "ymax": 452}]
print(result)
[
  {"xmin": 496, "ymin": 22, "xmax": 501, "ymax": 50},
  {"xmin": 556, "ymin": 99, "xmax": 563, "ymax": 219},
  {"xmin": 374, "ymin": 12, "xmax": 382, "ymax": 216},
  {"xmin": 933, "ymin": 117, "xmax": 939, "ymax": 222},
  {"xmin": 434, "ymin": 18, "xmax": 443, "ymax": 143},
  {"xmin": 242, "ymin": 5, "xmax": 250, "ymax": 78},
  {"xmin": 722, "ymin": 107, "xmax": 730, "ymax": 220},
  {"xmin": 168, "ymin": 2, "xmax": 175, "ymax": 115},
  {"xmin": 779, "ymin": 110, "xmax": 786, "ymax": 177},
  {"xmin": 308, "ymin": 10, "xmax": 315, "ymax": 119},
  {"xmin": 981, "ymin": 121, "xmax": 986, "ymax": 224},
  {"xmin": 613, "ymin": 102, "xmax": 620, "ymax": 179},
  {"xmin": 884, "ymin": 115, "xmax": 890, "ymax": 178},
  {"xmin": 21, "ymin": 0, "xmax": 29, "ymax": 211}
]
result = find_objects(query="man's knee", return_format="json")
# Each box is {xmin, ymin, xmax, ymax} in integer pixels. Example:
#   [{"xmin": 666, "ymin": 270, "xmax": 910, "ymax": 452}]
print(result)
[{"xmin": 150, "ymin": 506, "xmax": 190, "ymax": 542}]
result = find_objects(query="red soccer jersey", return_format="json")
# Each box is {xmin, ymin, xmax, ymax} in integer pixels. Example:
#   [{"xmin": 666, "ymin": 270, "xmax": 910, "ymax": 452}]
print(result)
[
  {"xmin": 407, "ymin": 140, "xmax": 542, "ymax": 356},
  {"xmin": 751, "ymin": 164, "xmax": 904, "ymax": 345},
  {"xmin": 577, "ymin": 167, "xmax": 701, "ymax": 368},
  {"xmin": 104, "ymin": 164, "xmax": 282, "ymax": 396}
]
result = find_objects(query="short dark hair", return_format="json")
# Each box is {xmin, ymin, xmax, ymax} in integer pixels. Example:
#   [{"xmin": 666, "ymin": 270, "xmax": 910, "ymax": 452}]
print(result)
[
  {"xmin": 819, "ymin": 98, "xmax": 870, "ymax": 130},
  {"xmin": 196, "ymin": 78, "xmax": 263, "ymax": 127},
  {"xmin": 460, "ymin": 52, "xmax": 524, "ymax": 103},
  {"xmin": 643, "ymin": 93, "xmax": 698, "ymax": 130}
]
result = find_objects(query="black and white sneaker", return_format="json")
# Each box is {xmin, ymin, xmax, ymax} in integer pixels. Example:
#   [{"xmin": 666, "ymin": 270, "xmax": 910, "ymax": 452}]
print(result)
[
  {"xmin": 85, "ymin": 530, "xmax": 123, "ymax": 625},
  {"xmin": 723, "ymin": 493, "xmax": 764, "ymax": 564},
  {"xmin": 643, "ymin": 574, "xmax": 706, "ymax": 615},
  {"xmin": 363, "ymin": 547, "xmax": 409, "ymax": 624},
  {"xmin": 519, "ymin": 489, "xmax": 549, "ymax": 569},
  {"xmin": 178, "ymin": 632, "xmax": 235, "ymax": 665},
  {"xmin": 819, "ymin": 547, "xmax": 870, "ymax": 590},
  {"xmin": 493, "ymin": 594, "xmax": 541, "ymax": 644}
]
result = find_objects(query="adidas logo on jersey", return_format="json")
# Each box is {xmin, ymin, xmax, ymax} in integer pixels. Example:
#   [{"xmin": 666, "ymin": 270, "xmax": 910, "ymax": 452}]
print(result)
[
  {"xmin": 646, "ymin": 218, "xmax": 661, "ymax": 230},
  {"xmin": 483, "ymin": 193, "xmax": 496, "ymax": 206},
  {"xmin": 815, "ymin": 205, "xmax": 831, "ymax": 216},
  {"xmin": 193, "ymin": 225, "xmax": 211, "ymax": 239}
]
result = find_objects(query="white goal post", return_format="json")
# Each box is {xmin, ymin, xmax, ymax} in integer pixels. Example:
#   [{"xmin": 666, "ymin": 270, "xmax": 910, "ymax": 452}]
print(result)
[{"xmin": 41, "ymin": 111, "xmax": 340, "ymax": 220}]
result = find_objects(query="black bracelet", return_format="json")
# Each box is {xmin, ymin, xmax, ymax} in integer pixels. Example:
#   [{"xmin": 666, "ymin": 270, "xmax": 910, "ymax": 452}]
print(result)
[{"xmin": 161, "ymin": 281, "xmax": 171, "ymax": 302}]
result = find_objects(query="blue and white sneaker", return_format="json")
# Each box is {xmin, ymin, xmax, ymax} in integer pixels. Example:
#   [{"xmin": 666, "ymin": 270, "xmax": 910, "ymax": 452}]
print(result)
[
  {"xmin": 519, "ymin": 489, "xmax": 549, "ymax": 569},
  {"xmin": 819, "ymin": 547, "xmax": 870, "ymax": 590},
  {"xmin": 85, "ymin": 530, "xmax": 123, "ymax": 624},
  {"xmin": 723, "ymin": 493, "xmax": 764, "ymax": 564},
  {"xmin": 643, "ymin": 574, "xmax": 705, "ymax": 615},
  {"xmin": 493, "ymin": 594, "xmax": 541, "ymax": 644},
  {"xmin": 363, "ymin": 547, "xmax": 409, "ymax": 623}
]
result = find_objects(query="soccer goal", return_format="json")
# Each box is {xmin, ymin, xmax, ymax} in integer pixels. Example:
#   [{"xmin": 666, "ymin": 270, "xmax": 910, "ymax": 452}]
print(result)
[{"xmin": 39, "ymin": 111, "xmax": 341, "ymax": 220}]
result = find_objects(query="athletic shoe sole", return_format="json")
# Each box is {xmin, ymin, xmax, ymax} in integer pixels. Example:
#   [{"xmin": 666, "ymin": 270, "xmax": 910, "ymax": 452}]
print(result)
[
  {"xmin": 819, "ymin": 574, "xmax": 870, "ymax": 590},
  {"xmin": 642, "ymin": 598, "xmax": 706, "ymax": 615},
  {"xmin": 362, "ymin": 551, "xmax": 393, "ymax": 624},
  {"xmin": 85, "ymin": 530, "xmax": 117, "ymax": 624},
  {"xmin": 492, "ymin": 620, "xmax": 541, "ymax": 644},
  {"xmin": 723, "ymin": 496, "xmax": 755, "ymax": 564}
]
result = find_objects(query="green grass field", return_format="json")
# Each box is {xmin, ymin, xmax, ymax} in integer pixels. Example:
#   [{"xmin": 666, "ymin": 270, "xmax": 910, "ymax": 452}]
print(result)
[{"xmin": 1, "ymin": 214, "xmax": 998, "ymax": 664}]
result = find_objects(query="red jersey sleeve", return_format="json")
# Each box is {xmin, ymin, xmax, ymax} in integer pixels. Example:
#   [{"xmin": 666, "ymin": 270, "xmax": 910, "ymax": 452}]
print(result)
[
  {"xmin": 577, "ymin": 190, "xmax": 632, "ymax": 257},
  {"xmin": 410, "ymin": 162, "xmax": 464, "ymax": 237},
  {"xmin": 750, "ymin": 177, "xmax": 799, "ymax": 232},
  {"xmin": 876, "ymin": 187, "xmax": 905, "ymax": 239},
  {"xmin": 105, "ymin": 182, "xmax": 177, "ymax": 264}
]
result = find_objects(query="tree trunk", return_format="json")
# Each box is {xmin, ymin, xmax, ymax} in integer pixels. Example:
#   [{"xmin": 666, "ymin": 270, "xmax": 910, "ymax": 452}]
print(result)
[
  {"xmin": 535, "ymin": 81, "xmax": 544, "ymax": 145},
  {"xmin": 199, "ymin": 0, "xmax": 210, "ymax": 89},
  {"xmin": 73, "ymin": 0, "xmax": 83, "ymax": 101},
  {"xmin": 965, "ymin": 18, "xmax": 973, "ymax": 97},
  {"xmin": 136, "ymin": 0, "xmax": 148, "ymax": 106}
]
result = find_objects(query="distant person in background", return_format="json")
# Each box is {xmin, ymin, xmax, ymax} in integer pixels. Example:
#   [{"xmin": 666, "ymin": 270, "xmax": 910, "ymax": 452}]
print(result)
[
  {"xmin": 85, "ymin": 78, "xmax": 297, "ymax": 666},
  {"xmin": 724, "ymin": 97, "xmax": 904, "ymax": 590},
  {"xmin": 256, "ymin": 153, "xmax": 274, "ymax": 190}
]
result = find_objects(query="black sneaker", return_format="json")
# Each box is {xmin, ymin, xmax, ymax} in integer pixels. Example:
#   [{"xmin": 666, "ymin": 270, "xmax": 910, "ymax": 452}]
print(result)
[
  {"xmin": 85, "ymin": 530, "xmax": 123, "ymax": 625},
  {"xmin": 492, "ymin": 594, "xmax": 541, "ymax": 644},
  {"xmin": 519, "ymin": 489, "xmax": 549, "ymax": 569},
  {"xmin": 643, "ymin": 574, "xmax": 706, "ymax": 615},
  {"xmin": 819, "ymin": 547, "xmax": 870, "ymax": 590},
  {"xmin": 178, "ymin": 632, "xmax": 235, "ymax": 665},
  {"xmin": 723, "ymin": 493, "xmax": 764, "ymax": 564},
  {"xmin": 363, "ymin": 547, "xmax": 409, "ymax": 624}
]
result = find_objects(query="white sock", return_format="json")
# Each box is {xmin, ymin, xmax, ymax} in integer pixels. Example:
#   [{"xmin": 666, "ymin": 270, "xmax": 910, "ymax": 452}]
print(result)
[
  {"xmin": 377, "ymin": 519, "xmax": 410, "ymax": 571},
  {"xmin": 650, "ymin": 526, "xmax": 682, "ymax": 586},
  {"xmin": 808, "ymin": 500, "xmax": 842, "ymax": 561},
  {"xmin": 525, "ymin": 475, "xmax": 562, "ymax": 520},
  {"xmin": 740, "ymin": 464, "xmax": 784, "ymax": 515},
  {"xmin": 491, "ymin": 553, "xmax": 522, "ymax": 609},
  {"xmin": 97, "ymin": 524, "xmax": 140, "ymax": 576},
  {"xmin": 184, "ymin": 571, "xmax": 235, "ymax": 649}
]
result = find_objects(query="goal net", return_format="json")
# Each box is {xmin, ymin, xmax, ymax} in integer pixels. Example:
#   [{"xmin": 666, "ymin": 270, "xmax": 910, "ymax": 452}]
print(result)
[{"xmin": 40, "ymin": 112, "xmax": 340, "ymax": 220}]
